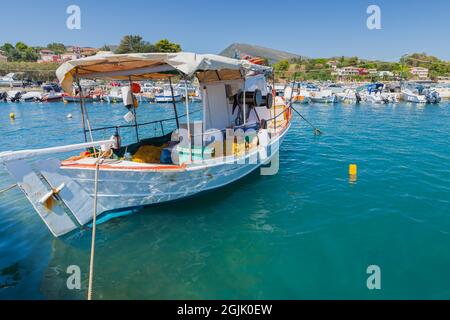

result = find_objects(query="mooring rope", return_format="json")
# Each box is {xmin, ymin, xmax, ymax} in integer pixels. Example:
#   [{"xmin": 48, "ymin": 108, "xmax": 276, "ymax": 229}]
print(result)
[
  {"xmin": 0, "ymin": 184, "xmax": 17, "ymax": 195},
  {"xmin": 290, "ymin": 106, "xmax": 323, "ymax": 136},
  {"xmin": 0, "ymin": 184, "xmax": 17, "ymax": 194},
  {"xmin": 87, "ymin": 157, "xmax": 102, "ymax": 300}
]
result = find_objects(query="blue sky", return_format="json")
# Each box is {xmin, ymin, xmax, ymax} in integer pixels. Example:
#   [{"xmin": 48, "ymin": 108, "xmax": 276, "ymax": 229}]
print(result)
[{"xmin": 1, "ymin": 0, "xmax": 449, "ymax": 61}]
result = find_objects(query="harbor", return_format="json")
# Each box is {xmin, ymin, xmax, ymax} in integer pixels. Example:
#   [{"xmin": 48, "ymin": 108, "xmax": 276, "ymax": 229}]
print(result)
[
  {"xmin": 1, "ymin": 0, "xmax": 450, "ymax": 304},
  {"xmin": 1, "ymin": 97, "xmax": 450, "ymax": 299}
]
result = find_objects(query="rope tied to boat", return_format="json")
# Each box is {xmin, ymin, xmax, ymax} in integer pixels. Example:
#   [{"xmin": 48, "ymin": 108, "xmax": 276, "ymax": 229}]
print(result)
[
  {"xmin": 289, "ymin": 106, "xmax": 323, "ymax": 136},
  {"xmin": 87, "ymin": 155, "xmax": 104, "ymax": 300},
  {"xmin": 0, "ymin": 184, "xmax": 17, "ymax": 195},
  {"xmin": 285, "ymin": 74, "xmax": 322, "ymax": 136}
]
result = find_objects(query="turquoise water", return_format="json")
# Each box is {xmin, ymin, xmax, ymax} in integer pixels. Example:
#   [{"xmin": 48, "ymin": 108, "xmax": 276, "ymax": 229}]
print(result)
[{"xmin": 1, "ymin": 100, "xmax": 450, "ymax": 299}]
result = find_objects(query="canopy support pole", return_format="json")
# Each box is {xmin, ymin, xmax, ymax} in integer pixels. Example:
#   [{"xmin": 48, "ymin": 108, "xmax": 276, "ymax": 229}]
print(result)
[
  {"xmin": 128, "ymin": 77, "xmax": 140, "ymax": 142},
  {"xmin": 243, "ymin": 70, "xmax": 247, "ymax": 126},
  {"xmin": 183, "ymin": 75, "xmax": 192, "ymax": 162},
  {"xmin": 168, "ymin": 77, "xmax": 180, "ymax": 129},
  {"xmin": 75, "ymin": 71, "xmax": 88, "ymax": 143}
]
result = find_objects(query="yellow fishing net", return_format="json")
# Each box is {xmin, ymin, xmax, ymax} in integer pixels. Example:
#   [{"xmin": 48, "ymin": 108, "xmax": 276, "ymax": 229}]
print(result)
[{"xmin": 132, "ymin": 144, "xmax": 168, "ymax": 164}]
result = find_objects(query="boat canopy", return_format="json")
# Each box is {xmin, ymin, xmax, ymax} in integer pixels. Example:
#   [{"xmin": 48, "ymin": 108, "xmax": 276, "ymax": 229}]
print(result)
[{"xmin": 56, "ymin": 52, "xmax": 272, "ymax": 93}]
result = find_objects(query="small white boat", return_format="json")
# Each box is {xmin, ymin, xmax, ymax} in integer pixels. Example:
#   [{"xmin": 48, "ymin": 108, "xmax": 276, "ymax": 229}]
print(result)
[
  {"xmin": 41, "ymin": 91, "xmax": 63, "ymax": 102},
  {"xmin": 21, "ymin": 91, "xmax": 42, "ymax": 102},
  {"xmin": 401, "ymin": 87, "xmax": 427, "ymax": 103},
  {"xmin": 0, "ymin": 73, "xmax": 23, "ymax": 87},
  {"xmin": 155, "ymin": 84, "xmax": 183, "ymax": 103},
  {"xmin": 0, "ymin": 52, "xmax": 291, "ymax": 237},
  {"xmin": 308, "ymin": 89, "xmax": 336, "ymax": 104},
  {"xmin": 105, "ymin": 88, "xmax": 124, "ymax": 103},
  {"xmin": 365, "ymin": 83, "xmax": 388, "ymax": 104},
  {"xmin": 335, "ymin": 88, "xmax": 358, "ymax": 104},
  {"xmin": 6, "ymin": 90, "xmax": 23, "ymax": 102}
]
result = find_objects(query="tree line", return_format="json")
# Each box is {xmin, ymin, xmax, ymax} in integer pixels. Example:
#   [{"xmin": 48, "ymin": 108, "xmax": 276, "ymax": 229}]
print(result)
[
  {"xmin": 0, "ymin": 36, "xmax": 182, "ymax": 81},
  {"xmin": 273, "ymin": 53, "xmax": 450, "ymax": 81}
]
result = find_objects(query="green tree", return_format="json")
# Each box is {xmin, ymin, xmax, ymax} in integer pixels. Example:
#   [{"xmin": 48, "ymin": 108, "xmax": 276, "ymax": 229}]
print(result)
[
  {"xmin": 15, "ymin": 42, "xmax": 28, "ymax": 51},
  {"xmin": 47, "ymin": 43, "xmax": 66, "ymax": 54},
  {"xmin": 99, "ymin": 45, "xmax": 112, "ymax": 51},
  {"xmin": 116, "ymin": 35, "xmax": 150, "ymax": 54},
  {"xmin": 273, "ymin": 59, "xmax": 290, "ymax": 72},
  {"xmin": 155, "ymin": 39, "xmax": 182, "ymax": 53}
]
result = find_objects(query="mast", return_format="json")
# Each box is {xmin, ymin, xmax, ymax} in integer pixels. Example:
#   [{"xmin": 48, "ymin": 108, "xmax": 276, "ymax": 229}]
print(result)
[{"xmin": 183, "ymin": 75, "xmax": 192, "ymax": 162}]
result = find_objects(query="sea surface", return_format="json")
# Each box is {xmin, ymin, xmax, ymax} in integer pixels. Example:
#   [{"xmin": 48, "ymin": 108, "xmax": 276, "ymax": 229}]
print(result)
[{"xmin": 0, "ymin": 100, "xmax": 449, "ymax": 299}]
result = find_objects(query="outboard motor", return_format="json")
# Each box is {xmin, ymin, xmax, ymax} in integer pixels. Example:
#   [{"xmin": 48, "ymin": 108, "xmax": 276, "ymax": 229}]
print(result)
[
  {"xmin": 425, "ymin": 91, "xmax": 441, "ymax": 104},
  {"xmin": 355, "ymin": 92, "xmax": 362, "ymax": 104},
  {"xmin": 0, "ymin": 92, "xmax": 7, "ymax": 102},
  {"xmin": 10, "ymin": 92, "xmax": 22, "ymax": 103}
]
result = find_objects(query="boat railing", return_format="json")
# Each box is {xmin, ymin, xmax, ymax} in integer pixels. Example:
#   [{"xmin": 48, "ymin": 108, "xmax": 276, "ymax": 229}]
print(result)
[
  {"xmin": 0, "ymin": 139, "xmax": 115, "ymax": 162},
  {"xmin": 86, "ymin": 109, "xmax": 202, "ymax": 136}
]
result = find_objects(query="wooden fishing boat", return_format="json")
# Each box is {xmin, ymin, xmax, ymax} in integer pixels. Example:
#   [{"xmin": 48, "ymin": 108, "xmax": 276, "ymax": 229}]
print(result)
[{"xmin": 0, "ymin": 52, "xmax": 292, "ymax": 237}]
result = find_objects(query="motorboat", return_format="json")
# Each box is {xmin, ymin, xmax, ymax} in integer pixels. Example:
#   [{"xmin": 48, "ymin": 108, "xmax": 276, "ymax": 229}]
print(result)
[
  {"xmin": 364, "ymin": 83, "xmax": 389, "ymax": 104},
  {"xmin": 6, "ymin": 90, "xmax": 23, "ymax": 102},
  {"xmin": 155, "ymin": 84, "xmax": 183, "ymax": 103},
  {"xmin": 0, "ymin": 73, "xmax": 23, "ymax": 87},
  {"xmin": 63, "ymin": 95, "xmax": 96, "ymax": 103},
  {"xmin": 40, "ymin": 91, "xmax": 63, "ymax": 102},
  {"xmin": 0, "ymin": 52, "xmax": 292, "ymax": 237},
  {"xmin": 308, "ymin": 88, "xmax": 336, "ymax": 104},
  {"xmin": 175, "ymin": 80, "xmax": 196, "ymax": 96},
  {"xmin": 335, "ymin": 88, "xmax": 359, "ymax": 104},
  {"xmin": 401, "ymin": 84, "xmax": 428, "ymax": 103},
  {"xmin": 21, "ymin": 91, "xmax": 42, "ymax": 102},
  {"xmin": 104, "ymin": 88, "xmax": 124, "ymax": 103}
]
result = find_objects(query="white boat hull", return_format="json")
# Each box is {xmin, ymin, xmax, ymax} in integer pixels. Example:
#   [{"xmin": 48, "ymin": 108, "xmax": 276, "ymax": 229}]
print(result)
[
  {"xmin": 154, "ymin": 95, "xmax": 183, "ymax": 103},
  {"xmin": 61, "ymin": 126, "xmax": 290, "ymax": 216},
  {"xmin": 401, "ymin": 91, "xmax": 426, "ymax": 103}
]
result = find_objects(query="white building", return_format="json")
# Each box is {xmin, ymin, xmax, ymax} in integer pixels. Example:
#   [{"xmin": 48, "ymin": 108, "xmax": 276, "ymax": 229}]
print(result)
[
  {"xmin": 334, "ymin": 66, "xmax": 360, "ymax": 76},
  {"xmin": 378, "ymin": 71, "xmax": 394, "ymax": 77},
  {"xmin": 410, "ymin": 67, "xmax": 429, "ymax": 79}
]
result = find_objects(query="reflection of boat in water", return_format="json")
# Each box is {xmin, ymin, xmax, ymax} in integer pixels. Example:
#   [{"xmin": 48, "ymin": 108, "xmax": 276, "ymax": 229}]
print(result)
[{"xmin": 0, "ymin": 52, "xmax": 291, "ymax": 238}]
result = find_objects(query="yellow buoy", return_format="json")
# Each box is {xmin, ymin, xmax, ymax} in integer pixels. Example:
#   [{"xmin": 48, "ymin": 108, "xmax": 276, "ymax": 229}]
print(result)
[
  {"xmin": 349, "ymin": 164, "xmax": 357, "ymax": 176},
  {"xmin": 9, "ymin": 112, "xmax": 15, "ymax": 119}
]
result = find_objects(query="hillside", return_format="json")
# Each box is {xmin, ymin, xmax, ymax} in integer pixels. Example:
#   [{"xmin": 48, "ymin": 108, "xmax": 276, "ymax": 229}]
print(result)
[{"xmin": 220, "ymin": 43, "xmax": 303, "ymax": 63}]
